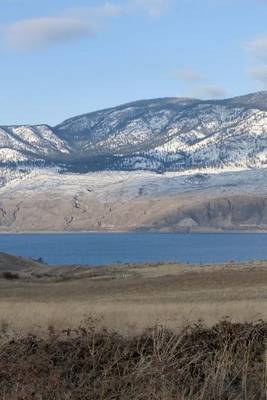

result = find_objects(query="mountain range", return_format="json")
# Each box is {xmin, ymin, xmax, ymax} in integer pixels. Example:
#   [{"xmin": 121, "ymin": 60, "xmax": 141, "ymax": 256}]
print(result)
[
  {"xmin": 0, "ymin": 91, "xmax": 267, "ymax": 232},
  {"xmin": 1, "ymin": 91, "xmax": 267, "ymax": 172}
]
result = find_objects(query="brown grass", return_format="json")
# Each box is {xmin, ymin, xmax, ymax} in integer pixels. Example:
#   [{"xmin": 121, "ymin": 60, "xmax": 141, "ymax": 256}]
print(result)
[
  {"xmin": 0, "ymin": 300, "xmax": 266, "ymax": 337},
  {"xmin": 0, "ymin": 261, "xmax": 266, "ymax": 334},
  {"xmin": 0, "ymin": 319, "xmax": 266, "ymax": 400}
]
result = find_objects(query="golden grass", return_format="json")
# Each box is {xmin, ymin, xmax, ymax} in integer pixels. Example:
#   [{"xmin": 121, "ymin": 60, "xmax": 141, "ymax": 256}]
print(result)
[
  {"xmin": 0, "ymin": 299, "xmax": 266, "ymax": 336},
  {"xmin": 0, "ymin": 261, "xmax": 266, "ymax": 335}
]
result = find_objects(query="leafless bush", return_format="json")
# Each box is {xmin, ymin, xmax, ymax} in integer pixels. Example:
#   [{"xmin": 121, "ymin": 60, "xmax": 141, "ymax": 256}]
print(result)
[{"xmin": 0, "ymin": 320, "xmax": 266, "ymax": 399}]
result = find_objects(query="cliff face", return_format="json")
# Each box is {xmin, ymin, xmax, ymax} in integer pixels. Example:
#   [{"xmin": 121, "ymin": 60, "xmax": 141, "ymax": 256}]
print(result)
[{"xmin": 0, "ymin": 168, "xmax": 266, "ymax": 232}]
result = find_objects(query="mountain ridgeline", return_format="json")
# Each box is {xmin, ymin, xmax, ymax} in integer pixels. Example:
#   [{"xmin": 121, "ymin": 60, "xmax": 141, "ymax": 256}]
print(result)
[{"xmin": 1, "ymin": 91, "xmax": 267, "ymax": 173}]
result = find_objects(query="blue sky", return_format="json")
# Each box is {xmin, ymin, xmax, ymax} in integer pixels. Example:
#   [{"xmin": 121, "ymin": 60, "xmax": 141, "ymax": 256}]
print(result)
[{"xmin": 1, "ymin": 0, "xmax": 267, "ymax": 125}]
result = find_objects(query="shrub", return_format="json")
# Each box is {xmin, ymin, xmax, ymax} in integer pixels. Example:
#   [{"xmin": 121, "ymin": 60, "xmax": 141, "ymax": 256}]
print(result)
[
  {"xmin": 2, "ymin": 271, "xmax": 19, "ymax": 280},
  {"xmin": 0, "ymin": 320, "xmax": 265, "ymax": 399}
]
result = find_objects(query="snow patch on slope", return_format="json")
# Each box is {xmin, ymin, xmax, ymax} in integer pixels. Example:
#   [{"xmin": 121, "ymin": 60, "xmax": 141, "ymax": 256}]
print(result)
[{"xmin": 0, "ymin": 148, "xmax": 28, "ymax": 162}]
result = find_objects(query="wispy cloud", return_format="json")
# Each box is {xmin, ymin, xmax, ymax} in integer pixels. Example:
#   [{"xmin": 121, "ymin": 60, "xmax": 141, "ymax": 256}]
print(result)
[
  {"xmin": 170, "ymin": 67, "xmax": 226, "ymax": 99},
  {"xmin": 246, "ymin": 35, "xmax": 267, "ymax": 58},
  {"xmin": 191, "ymin": 84, "xmax": 228, "ymax": 99},
  {"xmin": 249, "ymin": 65, "xmax": 267, "ymax": 85},
  {"xmin": 170, "ymin": 68, "xmax": 204, "ymax": 82},
  {"xmin": 2, "ymin": 0, "xmax": 173, "ymax": 52},
  {"xmin": 5, "ymin": 17, "xmax": 93, "ymax": 51},
  {"xmin": 3, "ymin": 2, "xmax": 123, "ymax": 52},
  {"xmin": 245, "ymin": 33, "xmax": 267, "ymax": 88}
]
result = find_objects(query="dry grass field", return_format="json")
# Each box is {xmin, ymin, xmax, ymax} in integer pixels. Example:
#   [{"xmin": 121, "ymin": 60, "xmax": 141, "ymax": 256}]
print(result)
[
  {"xmin": 0, "ymin": 254, "xmax": 266, "ymax": 335},
  {"xmin": 0, "ymin": 254, "xmax": 266, "ymax": 399}
]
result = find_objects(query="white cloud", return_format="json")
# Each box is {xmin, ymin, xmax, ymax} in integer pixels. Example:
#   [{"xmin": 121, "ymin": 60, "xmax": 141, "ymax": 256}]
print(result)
[
  {"xmin": 3, "ymin": 2, "xmax": 125, "ymax": 52},
  {"xmin": 170, "ymin": 68, "xmax": 204, "ymax": 82},
  {"xmin": 5, "ymin": 17, "xmax": 93, "ymax": 51},
  {"xmin": 191, "ymin": 84, "xmax": 227, "ymax": 99},
  {"xmin": 246, "ymin": 35, "xmax": 267, "ymax": 58},
  {"xmin": 3, "ymin": 3, "xmax": 119, "ymax": 52},
  {"xmin": 249, "ymin": 65, "xmax": 267, "ymax": 85},
  {"xmin": 3, "ymin": 1, "xmax": 174, "ymax": 52}
]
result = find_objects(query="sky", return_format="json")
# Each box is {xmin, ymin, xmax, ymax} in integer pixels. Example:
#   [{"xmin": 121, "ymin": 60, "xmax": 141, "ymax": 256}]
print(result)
[{"xmin": 1, "ymin": 0, "xmax": 267, "ymax": 125}]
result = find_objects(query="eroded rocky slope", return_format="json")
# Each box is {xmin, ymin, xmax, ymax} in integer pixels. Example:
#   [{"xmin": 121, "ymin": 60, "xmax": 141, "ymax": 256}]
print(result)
[{"xmin": 0, "ymin": 168, "xmax": 266, "ymax": 232}]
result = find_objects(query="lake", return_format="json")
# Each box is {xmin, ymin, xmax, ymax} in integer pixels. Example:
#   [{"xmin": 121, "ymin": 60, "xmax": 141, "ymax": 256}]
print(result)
[{"xmin": 0, "ymin": 232, "xmax": 266, "ymax": 265}]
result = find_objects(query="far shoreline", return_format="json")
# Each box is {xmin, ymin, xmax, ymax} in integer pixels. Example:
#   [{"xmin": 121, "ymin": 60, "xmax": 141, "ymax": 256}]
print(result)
[{"xmin": 0, "ymin": 229, "xmax": 267, "ymax": 235}]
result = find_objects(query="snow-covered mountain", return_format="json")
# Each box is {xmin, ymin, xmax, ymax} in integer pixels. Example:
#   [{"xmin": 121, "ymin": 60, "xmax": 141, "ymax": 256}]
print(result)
[
  {"xmin": 55, "ymin": 91, "xmax": 267, "ymax": 172},
  {"xmin": 0, "ymin": 125, "xmax": 69, "ymax": 163},
  {"xmin": 1, "ymin": 91, "xmax": 267, "ymax": 232},
  {"xmin": 1, "ymin": 91, "xmax": 267, "ymax": 175}
]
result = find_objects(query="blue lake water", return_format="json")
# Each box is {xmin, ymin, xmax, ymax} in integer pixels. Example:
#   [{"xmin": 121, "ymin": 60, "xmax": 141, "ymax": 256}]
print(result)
[{"xmin": 0, "ymin": 233, "xmax": 266, "ymax": 266}]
